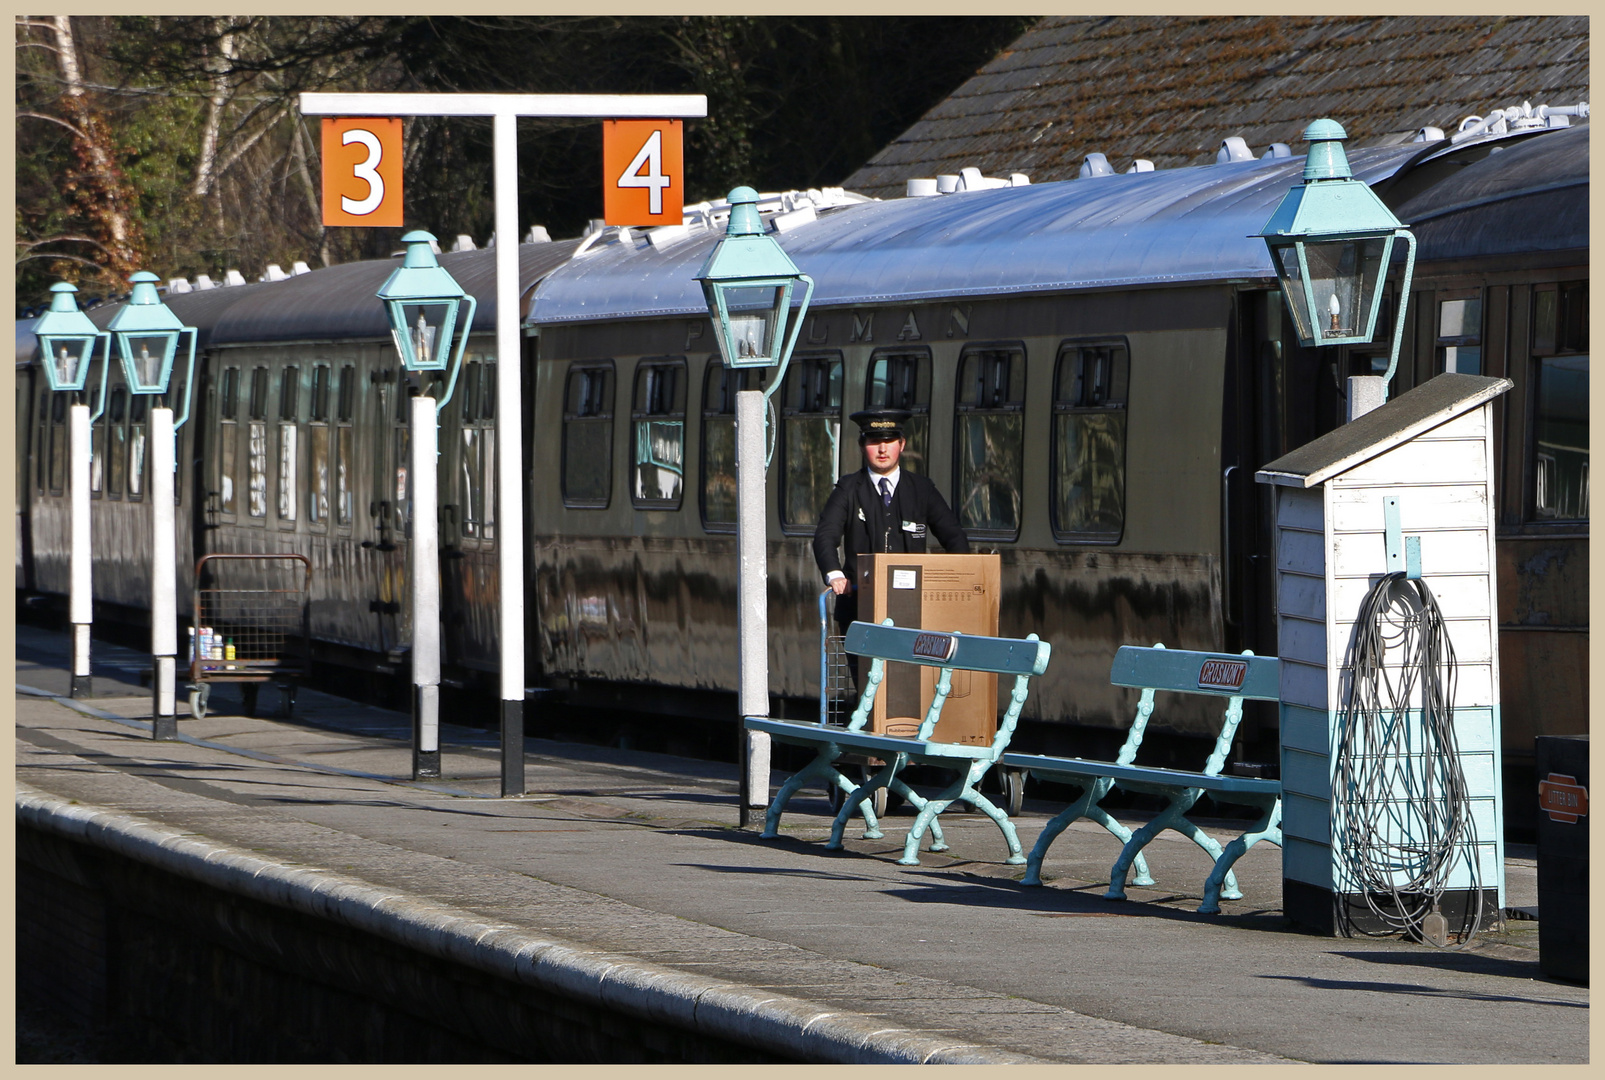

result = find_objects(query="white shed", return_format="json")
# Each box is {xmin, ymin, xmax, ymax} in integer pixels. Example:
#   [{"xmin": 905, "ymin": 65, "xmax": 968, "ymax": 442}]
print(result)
[{"xmin": 1256, "ymin": 373, "xmax": 1512, "ymax": 935}]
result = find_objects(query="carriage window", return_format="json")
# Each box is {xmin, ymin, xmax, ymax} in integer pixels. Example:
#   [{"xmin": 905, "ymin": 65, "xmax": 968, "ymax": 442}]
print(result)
[
  {"xmin": 247, "ymin": 366, "xmax": 269, "ymax": 518},
  {"xmin": 216, "ymin": 367, "xmax": 238, "ymax": 516},
  {"xmin": 632, "ymin": 359, "xmax": 687, "ymax": 509},
  {"xmin": 953, "ymin": 345, "xmax": 1025, "ymax": 538},
  {"xmin": 562, "ymin": 362, "xmax": 614, "ymax": 508},
  {"xmin": 47, "ymin": 392, "xmax": 67, "ymax": 495},
  {"xmin": 1531, "ymin": 283, "xmax": 1588, "ymax": 522},
  {"xmin": 278, "ymin": 367, "xmax": 298, "ymax": 521},
  {"xmin": 701, "ymin": 364, "xmax": 756, "ymax": 529},
  {"xmin": 865, "ymin": 348, "xmax": 930, "ymax": 473},
  {"xmin": 781, "ymin": 354, "xmax": 842, "ymax": 532},
  {"xmin": 456, "ymin": 356, "xmax": 497, "ymax": 540},
  {"xmin": 106, "ymin": 390, "xmax": 126, "ymax": 497},
  {"xmin": 89, "ymin": 392, "xmax": 105, "ymax": 496},
  {"xmin": 1052, "ymin": 341, "xmax": 1129, "ymax": 542},
  {"xmin": 335, "ymin": 365, "xmax": 355, "ymax": 526},
  {"xmin": 307, "ymin": 366, "xmax": 330, "ymax": 525},
  {"xmin": 1437, "ymin": 293, "xmax": 1482, "ymax": 375},
  {"xmin": 127, "ymin": 394, "xmax": 148, "ymax": 499}
]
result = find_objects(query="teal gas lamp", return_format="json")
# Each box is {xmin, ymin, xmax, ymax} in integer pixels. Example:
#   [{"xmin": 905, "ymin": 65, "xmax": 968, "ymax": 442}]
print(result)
[
  {"xmin": 107, "ymin": 272, "xmax": 193, "ymax": 394},
  {"xmin": 1259, "ymin": 119, "xmax": 1416, "ymax": 372},
  {"xmin": 695, "ymin": 187, "xmax": 814, "ymax": 370},
  {"xmin": 375, "ymin": 231, "xmax": 477, "ymax": 375},
  {"xmin": 33, "ymin": 282, "xmax": 106, "ymax": 393}
]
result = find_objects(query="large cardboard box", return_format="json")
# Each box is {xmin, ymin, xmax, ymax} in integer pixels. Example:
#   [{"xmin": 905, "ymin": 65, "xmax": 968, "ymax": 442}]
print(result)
[{"xmin": 859, "ymin": 553, "xmax": 1001, "ymax": 745}]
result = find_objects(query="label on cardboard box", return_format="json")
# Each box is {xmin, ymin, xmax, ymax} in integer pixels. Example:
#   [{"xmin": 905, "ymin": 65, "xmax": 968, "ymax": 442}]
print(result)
[{"xmin": 892, "ymin": 570, "xmax": 918, "ymax": 590}]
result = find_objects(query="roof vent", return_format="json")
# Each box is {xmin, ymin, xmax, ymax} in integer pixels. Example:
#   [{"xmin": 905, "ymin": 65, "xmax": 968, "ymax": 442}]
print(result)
[
  {"xmin": 451, "ymin": 234, "xmax": 476, "ymax": 252},
  {"xmin": 262, "ymin": 264, "xmax": 288, "ymax": 282},
  {"xmin": 1412, "ymin": 126, "xmax": 1446, "ymax": 143},
  {"xmin": 525, "ymin": 226, "xmax": 552, "ymax": 244},
  {"xmin": 1216, "ymin": 137, "xmax": 1254, "ymax": 163},
  {"xmin": 167, "ymin": 278, "xmax": 192, "ymax": 294},
  {"xmin": 1009, "ymin": 173, "xmax": 1031, "ymax": 186},
  {"xmin": 1260, "ymin": 142, "xmax": 1292, "ymax": 160},
  {"xmin": 906, "ymin": 177, "xmax": 939, "ymax": 197},
  {"xmin": 772, "ymin": 204, "xmax": 818, "ymax": 233},
  {"xmin": 646, "ymin": 223, "xmax": 691, "ymax": 248},
  {"xmin": 1126, "ymin": 159, "xmax": 1155, "ymax": 173},
  {"xmin": 223, "ymin": 269, "xmax": 246, "ymax": 287},
  {"xmin": 193, "ymin": 274, "xmax": 216, "ymax": 290},
  {"xmin": 1079, "ymin": 153, "xmax": 1114, "ymax": 178},
  {"xmin": 291, "ymin": 261, "xmax": 312, "ymax": 275},
  {"xmin": 935, "ymin": 174, "xmax": 961, "ymax": 194}
]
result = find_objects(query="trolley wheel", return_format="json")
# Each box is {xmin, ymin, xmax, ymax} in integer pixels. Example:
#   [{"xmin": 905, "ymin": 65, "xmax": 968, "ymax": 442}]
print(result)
[
  {"xmin": 188, "ymin": 684, "xmax": 210, "ymax": 720},
  {"xmin": 1001, "ymin": 767, "xmax": 1026, "ymax": 817},
  {"xmin": 278, "ymin": 683, "xmax": 297, "ymax": 719},
  {"xmin": 242, "ymin": 683, "xmax": 260, "ymax": 718},
  {"xmin": 827, "ymin": 781, "xmax": 844, "ymax": 814}
]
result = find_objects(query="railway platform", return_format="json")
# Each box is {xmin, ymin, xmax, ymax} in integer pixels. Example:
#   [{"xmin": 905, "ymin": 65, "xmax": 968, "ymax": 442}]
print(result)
[{"xmin": 13, "ymin": 623, "xmax": 1587, "ymax": 1064}]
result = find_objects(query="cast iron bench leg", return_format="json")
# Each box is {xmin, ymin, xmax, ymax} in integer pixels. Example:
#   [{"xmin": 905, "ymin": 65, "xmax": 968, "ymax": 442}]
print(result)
[
  {"xmin": 1104, "ymin": 789, "xmax": 1203, "ymax": 900},
  {"xmin": 1199, "ymin": 797, "xmax": 1281, "ymax": 914},
  {"xmin": 764, "ymin": 746, "xmax": 879, "ymax": 839},
  {"xmin": 961, "ymin": 767, "xmax": 1026, "ymax": 864},
  {"xmin": 1022, "ymin": 778, "xmax": 1154, "ymax": 887},
  {"xmin": 826, "ymin": 754, "xmax": 902, "ymax": 848},
  {"xmin": 888, "ymin": 776, "xmax": 948, "ymax": 851}
]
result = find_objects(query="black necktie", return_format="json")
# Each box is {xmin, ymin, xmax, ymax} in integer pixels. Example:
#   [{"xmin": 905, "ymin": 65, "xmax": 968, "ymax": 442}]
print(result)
[{"xmin": 880, "ymin": 477, "xmax": 892, "ymax": 507}]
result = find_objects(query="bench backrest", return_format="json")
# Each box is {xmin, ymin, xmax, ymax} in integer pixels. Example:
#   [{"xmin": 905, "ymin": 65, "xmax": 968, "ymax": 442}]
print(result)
[
  {"xmin": 1107, "ymin": 644, "xmax": 1279, "ymax": 776},
  {"xmin": 1110, "ymin": 646, "xmax": 1280, "ymax": 701},
  {"xmin": 844, "ymin": 620, "xmax": 1051, "ymax": 757},
  {"xmin": 844, "ymin": 621, "xmax": 1051, "ymax": 676}
]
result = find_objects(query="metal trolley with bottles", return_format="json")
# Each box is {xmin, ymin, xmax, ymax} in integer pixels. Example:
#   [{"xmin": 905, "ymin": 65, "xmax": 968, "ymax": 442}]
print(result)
[{"xmin": 187, "ymin": 553, "xmax": 312, "ymax": 720}]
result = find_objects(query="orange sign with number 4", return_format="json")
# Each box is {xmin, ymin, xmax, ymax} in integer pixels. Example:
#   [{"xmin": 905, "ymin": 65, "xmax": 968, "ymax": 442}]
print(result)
[
  {"xmin": 322, "ymin": 117, "xmax": 403, "ymax": 227},
  {"xmin": 603, "ymin": 120, "xmax": 684, "ymax": 227}
]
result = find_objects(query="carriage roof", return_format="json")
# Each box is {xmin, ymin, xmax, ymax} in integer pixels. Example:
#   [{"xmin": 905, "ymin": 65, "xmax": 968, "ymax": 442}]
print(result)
[{"xmin": 526, "ymin": 125, "xmax": 1587, "ymax": 328}]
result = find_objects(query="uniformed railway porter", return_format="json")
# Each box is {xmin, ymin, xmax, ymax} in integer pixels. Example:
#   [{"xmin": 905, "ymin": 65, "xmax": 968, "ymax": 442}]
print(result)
[{"xmin": 812, "ymin": 408, "xmax": 970, "ymax": 637}]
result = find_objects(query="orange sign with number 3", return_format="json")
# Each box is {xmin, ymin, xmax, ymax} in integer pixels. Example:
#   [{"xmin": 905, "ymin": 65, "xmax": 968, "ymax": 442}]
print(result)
[
  {"xmin": 322, "ymin": 117, "xmax": 403, "ymax": 227},
  {"xmin": 603, "ymin": 120, "xmax": 684, "ymax": 227}
]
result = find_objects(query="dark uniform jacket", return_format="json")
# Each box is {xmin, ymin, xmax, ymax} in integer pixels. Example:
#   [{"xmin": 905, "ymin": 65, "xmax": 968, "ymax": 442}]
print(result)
[{"xmin": 812, "ymin": 468, "xmax": 970, "ymax": 624}]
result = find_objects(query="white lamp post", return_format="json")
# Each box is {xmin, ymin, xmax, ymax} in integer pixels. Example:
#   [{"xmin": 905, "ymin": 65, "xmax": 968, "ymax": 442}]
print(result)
[
  {"xmin": 34, "ymin": 281, "xmax": 111, "ymax": 697},
  {"xmin": 695, "ymin": 186, "xmax": 814, "ymax": 825},
  {"xmin": 105, "ymin": 271, "xmax": 197, "ymax": 738},
  {"xmin": 376, "ymin": 230, "xmax": 476, "ymax": 780}
]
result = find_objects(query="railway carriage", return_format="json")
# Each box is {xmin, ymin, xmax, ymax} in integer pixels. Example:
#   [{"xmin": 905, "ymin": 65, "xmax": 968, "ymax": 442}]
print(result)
[{"xmin": 16, "ymin": 120, "xmax": 1587, "ymax": 818}]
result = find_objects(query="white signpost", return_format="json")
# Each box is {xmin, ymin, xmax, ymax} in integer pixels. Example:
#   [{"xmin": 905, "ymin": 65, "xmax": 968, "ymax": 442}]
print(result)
[{"xmin": 299, "ymin": 93, "xmax": 707, "ymax": 796}]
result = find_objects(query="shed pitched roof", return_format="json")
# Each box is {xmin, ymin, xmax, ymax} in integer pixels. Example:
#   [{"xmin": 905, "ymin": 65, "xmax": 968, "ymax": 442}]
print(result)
[
  {"xmin": 1255, "ymin": 373, "xmax": 1512, "ymax": 488},
  {"xmin": 844, "ymin": 16, "xmax": 1589, "ymax": 198}
]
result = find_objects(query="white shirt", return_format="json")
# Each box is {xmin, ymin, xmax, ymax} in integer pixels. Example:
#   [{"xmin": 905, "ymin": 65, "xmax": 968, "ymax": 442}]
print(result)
[{"xmin": 825, "ymin": 466, "xmax": 902, "ymax": 585}]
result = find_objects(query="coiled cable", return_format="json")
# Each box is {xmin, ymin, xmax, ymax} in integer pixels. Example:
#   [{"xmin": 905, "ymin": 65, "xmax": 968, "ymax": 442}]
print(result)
[{"xmin": 1332, "ymin": 571, "xmax": 1483, "ymax": 946}]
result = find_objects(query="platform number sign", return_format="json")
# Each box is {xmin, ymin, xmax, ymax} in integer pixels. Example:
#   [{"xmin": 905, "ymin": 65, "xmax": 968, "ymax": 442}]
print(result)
[
  {"xmin": 321, "ymin": 118, "xmax": 403, "ymax": 228},
  {"xmin": 603, "ymin": 120, "xmax": 684, "ymax": 227}
]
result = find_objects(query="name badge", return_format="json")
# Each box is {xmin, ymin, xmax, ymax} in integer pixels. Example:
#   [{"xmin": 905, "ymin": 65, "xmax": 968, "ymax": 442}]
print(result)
[{"xmin": 901, "ymin": 521, "xmax": 926, "ymax": 537}]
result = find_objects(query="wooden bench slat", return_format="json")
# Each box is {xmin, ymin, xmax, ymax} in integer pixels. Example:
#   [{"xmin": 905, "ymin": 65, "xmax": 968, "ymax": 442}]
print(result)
[
  {"xmin": 1000, "ymin": 752, "xmax": 1282, "ymax": 796},
  {"xmin": 1109, "ymin": 645, "xmax": 1280, "ymax": 700},
  {"xmin": 747, "ymin": 717, "xmax": 994, "ymax": 760}
]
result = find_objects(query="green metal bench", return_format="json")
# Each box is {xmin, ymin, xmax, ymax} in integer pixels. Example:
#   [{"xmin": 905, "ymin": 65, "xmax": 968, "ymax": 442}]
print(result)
[
  {"xmin": 1002, "ymin": 644, "xmax": 1282, "ymax": 914},
  {"xmin": 746, "ymin": 620, "xmax": 1051, "ymax": 867}
]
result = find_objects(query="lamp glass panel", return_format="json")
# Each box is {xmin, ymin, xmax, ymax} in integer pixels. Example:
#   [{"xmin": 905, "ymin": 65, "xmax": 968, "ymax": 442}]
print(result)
[
  {"xmin": 1303, "ymin": 237, "xmax": 1387, "ymax": 342},
  {"xmin": 389, "ymin": 301, "xmax": 456, "ymax": 370},
  {"xmin": 42, "ymin": 335, "xmax": 95, "ymax": 390},
  {"xmin": 121, "ymin": 332, "xmax": 177, "ymax": 392},
  {"xmin": 1272, "ymin": 243, "xmax": 1313, "ymax": 343},
  {"xmin": 719, "ymin": 284, "xmax": 783, "ymax": 363}
]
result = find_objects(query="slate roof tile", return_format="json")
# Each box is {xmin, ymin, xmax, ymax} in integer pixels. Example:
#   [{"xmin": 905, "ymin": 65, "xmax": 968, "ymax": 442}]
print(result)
[{"xmin": 844, "ymin": 15, "xmax": 1588, "ymax": 197}]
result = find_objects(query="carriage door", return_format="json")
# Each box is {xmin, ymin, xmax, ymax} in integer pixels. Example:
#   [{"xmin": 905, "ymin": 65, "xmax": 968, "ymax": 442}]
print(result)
[
  {"xmin": 367, "ymin": 368, "xmax": 408, "ymax": 655},
  {"xmin": 1223, "ymin": 289, "xmax": 1293, "ymax": 658}
]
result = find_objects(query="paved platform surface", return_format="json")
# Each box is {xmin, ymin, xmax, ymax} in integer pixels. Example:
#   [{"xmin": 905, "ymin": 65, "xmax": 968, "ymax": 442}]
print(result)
[{"xmin": 13, "ymin": 624, "xmax": 1587, "ymax": 1063}]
